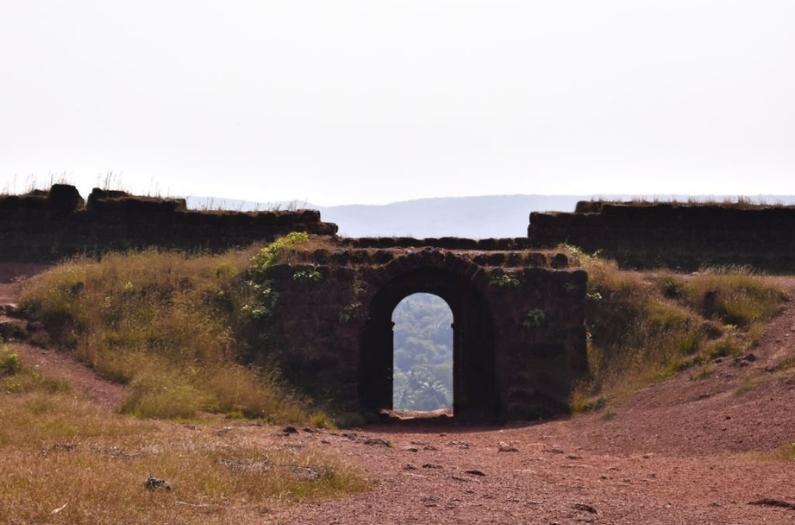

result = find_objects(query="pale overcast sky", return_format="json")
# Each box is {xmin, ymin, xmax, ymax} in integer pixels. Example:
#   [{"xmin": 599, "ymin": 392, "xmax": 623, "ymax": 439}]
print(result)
[{"xmin": 1, "ymin": 1, "xmax": 794, "ymax": 205}]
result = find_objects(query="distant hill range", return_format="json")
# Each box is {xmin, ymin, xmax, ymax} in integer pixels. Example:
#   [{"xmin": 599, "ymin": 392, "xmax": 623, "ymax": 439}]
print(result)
[{"xmin": 186, "ymin": 194, "xmax": 795, "ymax": 239}]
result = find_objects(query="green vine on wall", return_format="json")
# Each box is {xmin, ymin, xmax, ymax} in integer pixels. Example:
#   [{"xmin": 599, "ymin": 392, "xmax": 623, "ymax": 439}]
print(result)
[
  {"xmin": 241, "ymin": 232, "xmax": 310, "ymax": 322},
  {"xmin": 489, "ymin": 272, "xmax": 520, "ymax": 288},
  {"xmin": 292, "ymin": 268, "xmax": 323, "ymax": 284},
  {"xmin": 339, "ymin": 302, "xmax": 363, "ymax": 324}
]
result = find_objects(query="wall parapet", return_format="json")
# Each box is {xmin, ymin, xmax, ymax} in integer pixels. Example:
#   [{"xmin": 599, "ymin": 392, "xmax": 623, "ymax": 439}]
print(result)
[
  {"xmin": 0, "ymin": 185, "xmax": 338, "ymax": 260},
  {"xmin": 528, "ymin": 201, "xmax": 795, "ymax": 271}
]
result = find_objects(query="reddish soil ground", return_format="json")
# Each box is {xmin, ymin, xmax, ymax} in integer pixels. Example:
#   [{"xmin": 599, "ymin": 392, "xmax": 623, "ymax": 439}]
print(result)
[
  {"xmin": 2, "ymin": 264, "xmax": 794, "ymax": 524},
  {"xmin": 271, "ymin": 279, "xmax": 795, "ymax": 524},
  {"xmin": 0, "ymin": 262, "xmax": 48, "ymax": 303}
]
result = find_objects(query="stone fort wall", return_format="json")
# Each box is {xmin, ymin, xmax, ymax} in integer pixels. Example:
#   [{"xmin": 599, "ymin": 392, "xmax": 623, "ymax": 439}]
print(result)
[
  {"xmin": 0, "ymin": 185, "xmax": 338, "ymax": 260},
  {"xmin": 528, "ymin": 201, "xmax": 795, "ymax": 272}
]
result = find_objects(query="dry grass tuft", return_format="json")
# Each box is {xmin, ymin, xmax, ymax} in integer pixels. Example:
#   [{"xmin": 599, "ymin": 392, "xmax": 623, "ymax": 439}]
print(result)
[
  {"xmin": 656, "ymin": 269, "xmax": 787, "ymax": 328},
  {"xmin": 778, "ymin": 442, "xmax": 795, "ymax": 461},
  {"xmin": 0, "ymin": 343, "xmax": 70, "ymax": 395}
]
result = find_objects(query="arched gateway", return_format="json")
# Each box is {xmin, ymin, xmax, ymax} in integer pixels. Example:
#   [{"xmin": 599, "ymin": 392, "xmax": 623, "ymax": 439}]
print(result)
[
  {"xmin": 361, "ymin": 265, "xmax": 496, "ymax": 420},
  {"xmin": 266, "ymin": 239, "xmax": 588, "ymax": 423}
]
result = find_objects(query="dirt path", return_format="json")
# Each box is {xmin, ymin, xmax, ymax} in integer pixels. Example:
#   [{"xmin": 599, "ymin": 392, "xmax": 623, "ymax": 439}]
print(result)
[
  {"xmin": 270, "ymin": 277, "xmax": 795, "ymax": 524},
  {"xmin": 265, "ymin": 427, "xmax": 794, "ymax": 524},
  {"xmin": 9, "ymin": 342, "xmax": 126, "ymax": 409},
  {"xmin": 0, "ymin": 263, "xmax": 125, "ymax": 409}
]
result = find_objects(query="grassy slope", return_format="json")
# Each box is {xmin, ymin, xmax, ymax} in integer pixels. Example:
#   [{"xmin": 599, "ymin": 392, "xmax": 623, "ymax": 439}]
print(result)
[
  {"xmin": 0, "ymin": 343, "xmax": 365, "ymax": 524},
  {"xmin": 19, "ymin": 234, "xmax": 329, "ymax": 424},
  {"xmin": 574, "ymin": 252, "xmax": 789, "ymax": 409}
]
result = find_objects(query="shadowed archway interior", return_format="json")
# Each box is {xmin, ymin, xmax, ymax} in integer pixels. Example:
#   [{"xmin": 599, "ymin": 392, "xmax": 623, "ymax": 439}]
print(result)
[{"xmin": 360, "ymin": 267, "xmax": 497, "ymax": 421}]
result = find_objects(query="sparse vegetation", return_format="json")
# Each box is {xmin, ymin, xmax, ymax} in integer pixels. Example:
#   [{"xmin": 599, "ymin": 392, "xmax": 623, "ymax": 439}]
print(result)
[
  {"xmin": 571, "ymin": 394, "xmax": 606, "ymax": 414},
  {"xmin": 776, "ymin": 356, "xmax": 795, "ymax": 372},
  {"xmin": 776, "ymin": 442, "xmax": 795, "ymax": 461},
  {"xmin": 569, "ymin": 249, "xmax": 788, "ymax": 409},
  {"xmin": 735, "ymin": 374, "xmax": 768, "ymax": 395},
  {"xmin": 292, "ymin": 268, "xmax": 323, "ymax": 284},
  {"xmin": 19, "ymin": 239, "xmax": 326, "ymax": 424},
  {"xmin": 689, "ymin": 365, "xmax": 715, "ymax": 382},
  {"xmin": 656, "ymin": 269, "xmax": 787, "ymax": 328},
  {"xmin": 704, "ymin": 338, "xmax": 741, "ymax": 360},
  {"xmin": 0, "ymin": 383, "xmax": 365, "ymax": 524},
  {"xmin": 0, "ymin": 342, "xmax": 21, "ymax": 375},
  {"xmin": 489, "ymin": 272, "xmax": 520, "ymax": 288},
  {"xmin": 0, "ymin": 343, "xmax": 70, "ymax": 394}
]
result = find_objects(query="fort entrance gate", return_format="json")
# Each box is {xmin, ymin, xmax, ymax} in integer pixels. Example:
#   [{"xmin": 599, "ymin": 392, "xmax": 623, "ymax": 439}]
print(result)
[
  {"xmin": 267, "ymin": 241, "xmax": 588, "ymax": 422},
  {"xmin": 361, "ymin": 265, "xmax": 496, "ymax": 420}
]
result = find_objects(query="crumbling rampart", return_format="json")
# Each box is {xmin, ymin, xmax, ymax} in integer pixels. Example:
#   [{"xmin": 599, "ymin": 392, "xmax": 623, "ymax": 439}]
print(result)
[
  {"xmin": 0, "ymin": 185, "xmax": 337, "ymax": 260},
  {"xmin": 529, "ymin": 201, "xmax": 795, "ymax": 271}
]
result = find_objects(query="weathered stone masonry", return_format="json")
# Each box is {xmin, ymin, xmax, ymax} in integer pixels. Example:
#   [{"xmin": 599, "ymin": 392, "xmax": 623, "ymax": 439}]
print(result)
[
  {"xmin": 0, "ymin": 185, "xmax": 337, "ymax": 260},
  {"xmin": 264, "ymin": 244, "xmax": 587, "ymax": 422},
  {"xmin": 529, "ymin": 201, "xmax": 795, "ymax": 272}
]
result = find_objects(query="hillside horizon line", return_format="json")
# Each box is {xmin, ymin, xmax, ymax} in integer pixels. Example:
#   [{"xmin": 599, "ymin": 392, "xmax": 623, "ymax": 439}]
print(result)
[{"xmin": 186, "ymin": 193, "xmax": 795, "ymax": 239}]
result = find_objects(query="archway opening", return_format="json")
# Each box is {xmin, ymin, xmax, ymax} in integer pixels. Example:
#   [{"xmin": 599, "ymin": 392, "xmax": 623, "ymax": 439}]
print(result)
[
  {"xmin": 392, "ymin": 293, "xmax": 454, "ymax": 416},
  {"xmin": 359, "ymin": 265, "xmax": 499, "ymax": 423}
]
